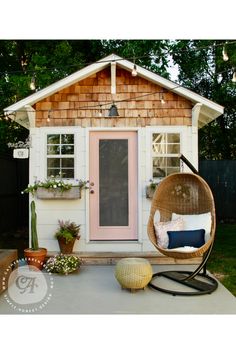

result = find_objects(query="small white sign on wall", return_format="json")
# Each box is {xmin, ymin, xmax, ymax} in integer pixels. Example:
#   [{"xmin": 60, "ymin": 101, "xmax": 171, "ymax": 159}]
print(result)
[{"xmin": 13, "ymin": 148, "xmax": 29, "ymax": 159}]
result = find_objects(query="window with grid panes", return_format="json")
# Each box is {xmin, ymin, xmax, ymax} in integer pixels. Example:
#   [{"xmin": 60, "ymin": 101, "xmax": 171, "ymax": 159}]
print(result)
[
  {"xmin": 47, "ymin": 134, "xmax": 74, "ymax": 178},
  {"xmin": 152, "ymin": 133, "xmax": 180, "ymax": 179}
]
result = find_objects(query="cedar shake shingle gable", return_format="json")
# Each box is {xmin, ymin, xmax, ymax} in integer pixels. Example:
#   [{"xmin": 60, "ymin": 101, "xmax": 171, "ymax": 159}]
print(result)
[{"xmin": 4, "ymin": 54, "xmax": 224, "ymax": 129}]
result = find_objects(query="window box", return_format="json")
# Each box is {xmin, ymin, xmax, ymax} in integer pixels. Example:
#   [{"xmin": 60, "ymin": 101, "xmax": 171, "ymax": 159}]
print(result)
[{"xmin": 36, "ymin": 186, "xmax": 81, "ymax": 200}]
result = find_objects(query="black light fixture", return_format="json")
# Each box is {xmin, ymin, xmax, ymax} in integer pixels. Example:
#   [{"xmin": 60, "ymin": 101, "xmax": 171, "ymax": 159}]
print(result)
[{"xmin": 108, "ymin": 102, "xmax": 119, "ymax": 117}]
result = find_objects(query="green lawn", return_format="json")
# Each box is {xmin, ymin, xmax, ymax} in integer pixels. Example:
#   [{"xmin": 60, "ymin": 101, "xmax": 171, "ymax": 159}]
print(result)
[{"xmin": 207, "ymin": 223, "xmax": 236, "ymax": 296}]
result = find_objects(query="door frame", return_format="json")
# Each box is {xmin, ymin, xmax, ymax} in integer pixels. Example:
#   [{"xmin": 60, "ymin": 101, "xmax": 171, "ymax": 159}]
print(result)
[{"xmin": 85, "ymin": 128, "xmax": 142, "ymax": 243}]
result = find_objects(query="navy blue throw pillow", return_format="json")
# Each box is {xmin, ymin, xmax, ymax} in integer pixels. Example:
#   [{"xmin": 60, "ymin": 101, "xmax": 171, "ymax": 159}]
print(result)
[{"xmin": 167, "ymin": 229, "xmax": 205, "ymax": 249}]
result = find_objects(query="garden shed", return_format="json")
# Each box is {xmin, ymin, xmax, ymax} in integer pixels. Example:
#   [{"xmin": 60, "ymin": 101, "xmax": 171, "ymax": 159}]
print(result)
[{"xmin": 4, "ymin": 54, "xmax": 224, "ymax": 254}]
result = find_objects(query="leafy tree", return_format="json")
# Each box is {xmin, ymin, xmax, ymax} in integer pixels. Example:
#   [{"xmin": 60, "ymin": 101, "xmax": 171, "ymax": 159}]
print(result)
[
  {"xmin": 100, "ymin": 40, "xmax": 170, "ymax": 77},
  {"xmin": 170, "ymin": 40, "xmax": 236, "ymax": 159},
  {"xmin": 0, "ymin": 40, "xmax": 170, "ymax": 153},
  {"xmin": 0, "ymin": 40, "xmax": 104, "ymax": 152},
  {"xmin": 2, "ymin": 39, "xmax": 235, "ymax": 159}
]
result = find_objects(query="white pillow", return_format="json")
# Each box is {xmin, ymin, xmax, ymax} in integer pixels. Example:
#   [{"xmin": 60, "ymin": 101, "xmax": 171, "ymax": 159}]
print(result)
[
  {"xmin": 153, "ymin": 209, "xmax": 160, "ymax": 224},
  {"xmin": 171, "ymin": 212, "xmax": 211, "ymax": 242},
  {"xmin": 154, "ymin": 217, "xmax": 184, "ymax": 249}
]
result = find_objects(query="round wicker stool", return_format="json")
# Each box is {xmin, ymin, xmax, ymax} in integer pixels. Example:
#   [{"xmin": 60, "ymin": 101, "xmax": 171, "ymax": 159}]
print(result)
[{"xmin": 115, "ymin": 258, "xmax": 153, "ymax": 292}]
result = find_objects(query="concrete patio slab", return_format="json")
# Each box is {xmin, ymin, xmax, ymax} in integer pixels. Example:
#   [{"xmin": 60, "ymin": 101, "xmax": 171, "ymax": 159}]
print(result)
[{"xmin": 0, "ymin": 264, "xmax": 236, "ymax": 314}]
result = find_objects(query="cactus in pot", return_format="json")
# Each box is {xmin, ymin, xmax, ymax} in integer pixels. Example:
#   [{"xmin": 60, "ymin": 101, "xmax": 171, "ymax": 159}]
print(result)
[
  {"xmin": 24, "ymin": 200, "xmax": 47, "ymax": 269},
  {"xmin": 31, "ymin": 200, "xmax": 39, "ymax": 250}
]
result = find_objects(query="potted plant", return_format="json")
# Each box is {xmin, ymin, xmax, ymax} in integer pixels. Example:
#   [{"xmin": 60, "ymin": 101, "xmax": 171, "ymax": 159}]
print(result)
[
  {"xmin": 24, "ymin": 200, "xmax": 47, "ymax": 269},
  {"xmin": 55, "ymin": 220, "xmax": 81, "ymax": 254},
  {"xmin": 22, "ymin": 177, "xmax": 89, "ymax": 199},
  {"xmin": 45, "ymin": 254, "xmax": 81, "ymax": 275},
  {"xmin": 146, "ymin": 179, "xmax": 159, "ymax": 199}
]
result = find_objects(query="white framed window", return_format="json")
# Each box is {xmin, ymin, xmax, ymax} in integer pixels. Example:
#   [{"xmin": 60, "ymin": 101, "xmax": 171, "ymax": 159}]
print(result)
[
  {"xmin": 152, "ymin": 132, "xmax": 181, "ymax": 179},
  {"xmin": 46, "ymin": 133, "xmax": 75, "ymax": 178}
]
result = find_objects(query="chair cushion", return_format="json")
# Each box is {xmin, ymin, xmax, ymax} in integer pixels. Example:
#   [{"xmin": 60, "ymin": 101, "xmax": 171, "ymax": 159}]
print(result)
[
  {"xmin": 171, "ymin": 212, "xmax": 212, "ymax": 242},
  {"xmin": 154, "ymin": 217, "xmax": 184, "ymax": 249},
  {"xmin": 167, "ymin": 229, "xmax": 205, "ymax": 249},
  {"xmin": 167, "ymin": 246, "xmax": 198, "ymax": 252}
]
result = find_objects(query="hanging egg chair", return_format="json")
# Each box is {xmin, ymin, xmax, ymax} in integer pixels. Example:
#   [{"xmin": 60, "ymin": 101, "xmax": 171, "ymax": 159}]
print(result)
[{"xmin": 147, "ymin": 155, "xmax": 218, "ymax": 295}]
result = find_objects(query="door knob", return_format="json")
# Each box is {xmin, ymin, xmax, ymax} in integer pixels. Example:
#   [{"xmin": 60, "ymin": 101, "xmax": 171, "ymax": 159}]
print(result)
[{"xmin": 90, "ymin": 190, "xmax": 95, "ymax": 194}]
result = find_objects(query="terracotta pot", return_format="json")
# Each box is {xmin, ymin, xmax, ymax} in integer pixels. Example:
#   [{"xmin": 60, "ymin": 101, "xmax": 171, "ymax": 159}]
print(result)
[
  {"xmin": 24, "ymin": 248, "xmax": 47, "ymax": 270},
  {"xmin": 58, "ymin": 236, "xmax": 80, "ymax": 254}
]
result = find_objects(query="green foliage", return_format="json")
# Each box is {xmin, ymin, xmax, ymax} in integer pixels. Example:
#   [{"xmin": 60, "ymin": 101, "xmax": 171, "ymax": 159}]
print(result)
[
  {"xmin": 30, "ymin": 200, "xmax": 39, "ymax": 250},
  {"xmin": 0, "ymin": 120, "xmax": 28, "ymax": 154},
  {"xmin": 207, "ymin": 224, "xmax": 236, "ymax": 296},
  {"xmin": 101, "ymin": 40, "xmax": 170, "ymax": 77},
  {"xmin": 0, "ymin": 39, "xmax": 170, "ymax": 154},
  {"xmin": 46, "ymin": 254, "xmax": 81, "ymax": 275},
  {"xmin": 55, "ymin": 220, "xmax": 81, "ymax": 244},
  {"xmin": 22, "ymin": 177, "xmax": 89, "ymax": 196},
  {"xmin": 170, "ymin": 40, "xmax": 236, "ymax": 159}
]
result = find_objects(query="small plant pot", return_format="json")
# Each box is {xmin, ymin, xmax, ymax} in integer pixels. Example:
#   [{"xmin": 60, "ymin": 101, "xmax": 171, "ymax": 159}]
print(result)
[
  {"xmin": 24, "ymin": 248, "xmax": 47, "ymax": 270},
  {"xmin": 57, "ymin": 236, "xmax": 80, "ymax": 254}
]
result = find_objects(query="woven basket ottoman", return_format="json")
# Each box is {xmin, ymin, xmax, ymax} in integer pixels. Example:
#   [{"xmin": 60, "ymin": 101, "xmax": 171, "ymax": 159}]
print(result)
[{"xmin": 115, "ymin": 258, "xmax": 153, "ymax": 292}]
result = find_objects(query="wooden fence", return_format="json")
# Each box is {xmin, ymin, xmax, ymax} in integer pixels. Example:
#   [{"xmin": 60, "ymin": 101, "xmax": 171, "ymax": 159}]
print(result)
[
  {"xmin": 199, "ymin": 160, "xmax": 236, "ymax": 222},
  {"xmin": 0, "ymin": 153, "xmax": 29, "ymax": 232}
]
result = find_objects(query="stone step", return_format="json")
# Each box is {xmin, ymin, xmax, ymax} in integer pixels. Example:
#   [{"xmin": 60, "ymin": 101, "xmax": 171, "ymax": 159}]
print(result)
[{"xmin": 46, "ymin": 251, "xmax": 202, "ymax": 265}]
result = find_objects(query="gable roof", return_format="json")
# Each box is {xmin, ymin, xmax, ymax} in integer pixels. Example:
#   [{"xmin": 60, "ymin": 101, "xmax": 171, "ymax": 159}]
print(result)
[{"xmin": 4, "ymin": 53, "xmax": 224, "ymax": 129}]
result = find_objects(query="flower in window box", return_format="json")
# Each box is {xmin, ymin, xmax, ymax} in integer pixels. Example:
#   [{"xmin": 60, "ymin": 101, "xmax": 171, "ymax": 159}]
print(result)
[{"xmin": 22, "ymin": 176, "xmax": 89, "ymax": 199}]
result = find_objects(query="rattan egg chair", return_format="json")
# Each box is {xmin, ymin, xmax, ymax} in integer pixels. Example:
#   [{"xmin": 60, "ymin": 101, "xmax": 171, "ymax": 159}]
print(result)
[{"xmin": 147, "ymin": 156, "xmax": 218, "ymax": 295}]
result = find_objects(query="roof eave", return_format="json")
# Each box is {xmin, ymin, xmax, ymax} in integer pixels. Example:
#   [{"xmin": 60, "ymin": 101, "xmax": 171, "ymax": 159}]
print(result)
[
  {"xmin": 4, "ymin": 54, "xmax": 116, "ymax": 113},
  {"xmin": 4, "ymin": 53, "xmax": 224, "ymax": 128}
]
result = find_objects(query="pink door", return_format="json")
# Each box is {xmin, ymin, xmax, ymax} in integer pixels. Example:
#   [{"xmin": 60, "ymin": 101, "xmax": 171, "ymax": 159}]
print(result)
[{"xmin": 89, "ymin": 131, "xmax": 138, "ymax": 240}]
